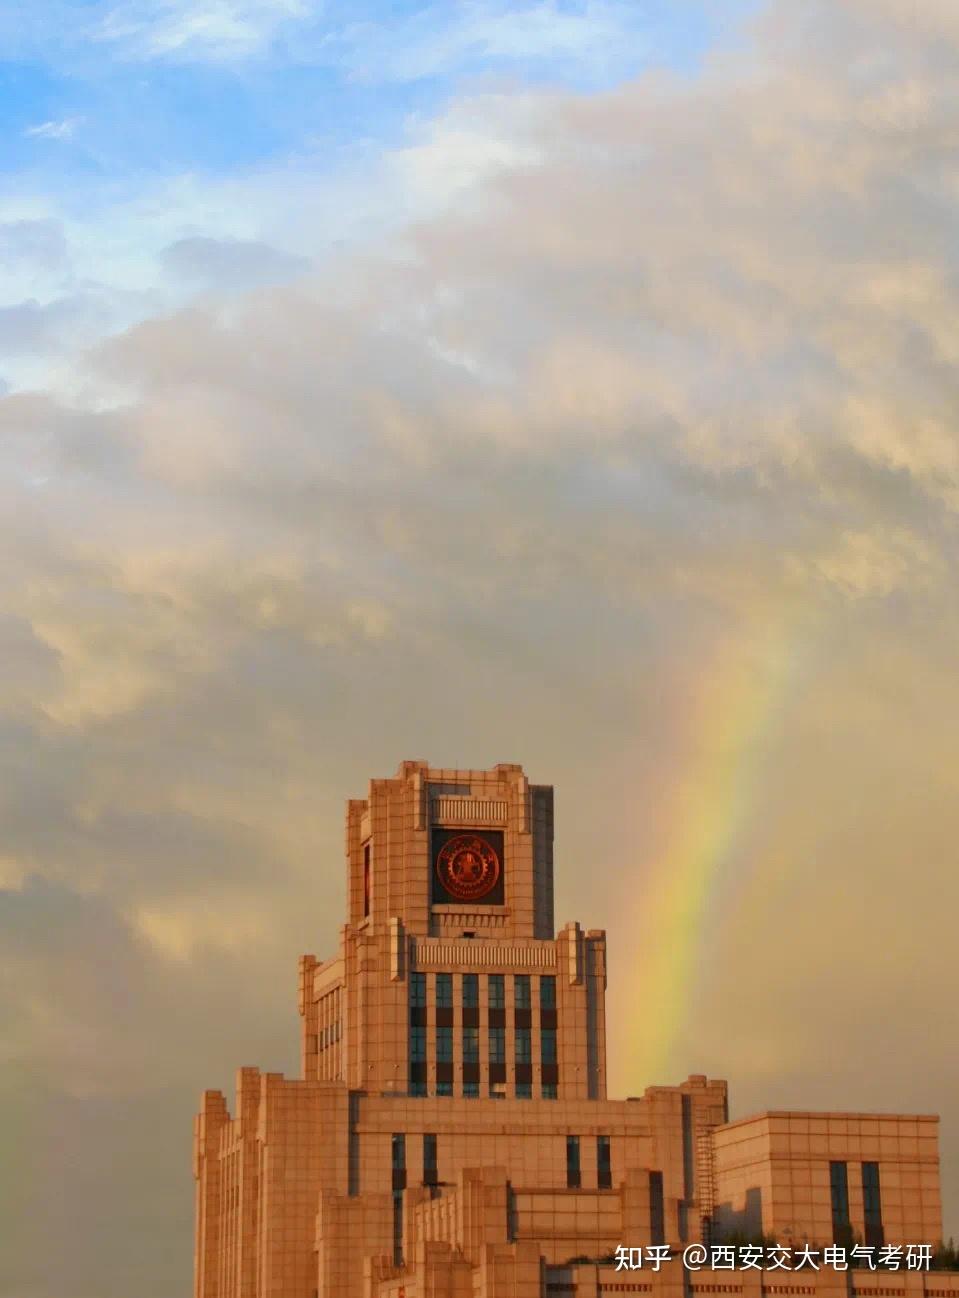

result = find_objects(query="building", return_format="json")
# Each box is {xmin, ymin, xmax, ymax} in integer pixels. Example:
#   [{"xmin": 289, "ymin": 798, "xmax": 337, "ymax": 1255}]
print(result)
[{"xmin": 193, "ymin": 760, "xmax": 948, "ymax": 1298}]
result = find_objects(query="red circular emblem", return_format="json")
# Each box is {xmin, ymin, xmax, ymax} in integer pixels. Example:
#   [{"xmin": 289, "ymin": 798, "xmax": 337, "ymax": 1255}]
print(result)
[{"xmin": 436, "ymin": 835, "xmax": 500, "ymax": 901}]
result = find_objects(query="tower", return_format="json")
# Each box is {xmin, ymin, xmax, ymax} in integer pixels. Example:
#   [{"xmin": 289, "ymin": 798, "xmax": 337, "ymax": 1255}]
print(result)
[{"xmin": 299, "ymin": 760, "xmax": 607, "ymax": 1102}]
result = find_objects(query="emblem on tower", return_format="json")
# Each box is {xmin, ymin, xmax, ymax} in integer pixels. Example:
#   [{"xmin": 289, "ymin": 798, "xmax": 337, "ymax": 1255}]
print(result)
[{"xmin": 435, "ymin": 834, "xmax": 501, "ymax": 901}]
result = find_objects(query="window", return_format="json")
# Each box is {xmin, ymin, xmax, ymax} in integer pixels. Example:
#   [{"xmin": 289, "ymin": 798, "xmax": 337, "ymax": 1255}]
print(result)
[
  {"xmin": 436, "ymin": 1023, "xmax": 453, "ymax": 1095},
  {"xmin": 514, "ymin": 974, "xmax": 532, "ymax": 1031},
  {"xmin": 409, "ymin": 978, "xmax": 427, "ymax": 1095},
  {"xmin": 597, "ymin": 1136, "xmax": 612, "ymax": 1189},
  {"xmin": 489, "ymin": 1016, "xmax": 506, "ymax": 1096},
  {"xmin": 436, "ymin": 974, "xmax": 453, "ymax": 1008},
  {"xmin": 649, "ymin": 1171, "xmax": 664, "ymax": 1245},
  {"xmin": 516, "ymin": 1021, "xmax": 534, "ymax": 1091},
  {"xmin": 542, "ymin": 1082, "xmax": 557, "ymax": 1099},
  {"xmin": 463, "ymin": 1022, "xmax": 480, "ymax": 1096},
  {"xmin": 392, "ymin": 1133, "xmax": 406, "ymax": 1169},
  {"xmin": 363, "ymin": 842, "xmax": 371, "ymax": 917},
  {"xmin": 540, "ymin": 976, "xmax": 556, "ymax": 1010},
  {"xmin": 566, "ymin": 1136, "xmax": 581, "ymax": 1189},
  {"xmin": 392, "ymin": 1134, "xmax": 406, "ymax": 1191},
  {"xmin": 423, "ymin": 1134, "xmax": 437, "ymax": 1186},
  {"xmin": 462, "ymin": 972, "xmax": 479, "ymax": 1032},
  {"xmin": 541, "ymin": 1028, "xmax": 557, "ymax": 1065},
  {"xmin": 392, "ymin": 1192, "xmax": 403, "ymax": 1266},
  {"xmin": 488, "ymin": 975, "xmax": 505, "ymax": 1010},
  {"xmin": 830, "ymin": 1161, "xmax": 850, "ymax": 1244},
  {"xmin": 862, "ymin": 1162, "xmax": 884, "ymax": 1248}
]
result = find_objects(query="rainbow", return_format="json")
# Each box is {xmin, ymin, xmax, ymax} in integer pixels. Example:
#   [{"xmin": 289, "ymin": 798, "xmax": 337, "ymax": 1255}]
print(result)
[{"xmin": 619, "ymin": 610, "xmax": 818, "ymax": 1089}]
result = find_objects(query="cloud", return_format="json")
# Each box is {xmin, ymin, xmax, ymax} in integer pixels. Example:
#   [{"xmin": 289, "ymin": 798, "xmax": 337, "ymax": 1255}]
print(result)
[
  {"xmin": 3, "ymin": 2, "xmax": 959, "ymax": 1294},
  {"xmin": 159, "ymin": 234, "xmax": 310, "ymax": 290},
  {"xmin": 0, "ymin": 219, "xmax": 70, "ymax": 273},
  {"xmin": 24, "ymin": 117, "xmax": 83, "ymax": 140},
  {"xmin": 793, "ymin": 527, "xmax": 939, "ymax": 598},
  {"xmin": 96, "ymin": 0, "xmax": 309, "ymax": 62},
  {"xmin": 325, "ymin": 0, "xmax": 656, "ymax": 85}
]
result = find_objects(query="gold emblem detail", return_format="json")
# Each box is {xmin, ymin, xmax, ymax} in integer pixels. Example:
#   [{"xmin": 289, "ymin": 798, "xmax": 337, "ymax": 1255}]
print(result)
[{"xmin": 436, "ymin": 834, "xmax": 500, "ymax": 901}]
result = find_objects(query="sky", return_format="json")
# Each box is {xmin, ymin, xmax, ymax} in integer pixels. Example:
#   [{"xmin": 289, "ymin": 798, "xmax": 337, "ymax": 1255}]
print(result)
[{"xmin": 2, "ymin": 1, "xmax": 959, "ymax": 1294}]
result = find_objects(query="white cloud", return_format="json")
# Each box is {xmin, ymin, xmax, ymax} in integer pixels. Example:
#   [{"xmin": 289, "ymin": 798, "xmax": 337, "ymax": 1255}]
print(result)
[
  {"xmin": 24, "ymin": 117, "xmax": 82, "ymax": 140},
  {"xmin": 96, "ymin": 0, "xmax": 309, "ymax": 61},
  {"xmin": 327, "ymin": 0, "xmax": 652, "ymax": 85}
]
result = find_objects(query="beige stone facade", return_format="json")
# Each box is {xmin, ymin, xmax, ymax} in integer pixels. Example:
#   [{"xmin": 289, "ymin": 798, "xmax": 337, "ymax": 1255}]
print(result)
[{"xmin": 193, "ymin": 761, "xmax": 946, "ymax": 1298}]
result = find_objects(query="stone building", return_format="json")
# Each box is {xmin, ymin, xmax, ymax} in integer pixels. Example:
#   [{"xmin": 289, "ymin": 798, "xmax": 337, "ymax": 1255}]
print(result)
[{"xmin": 193, "ymin": 761, "xmax": 946, "ymax": 1298}]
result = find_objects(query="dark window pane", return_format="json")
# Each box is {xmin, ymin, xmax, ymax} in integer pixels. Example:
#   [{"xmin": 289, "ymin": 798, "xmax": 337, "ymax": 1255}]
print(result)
[
  {"xmin": 410, "ymin": 973, "xmax": 427, "ymax": 1008},
  {"xmin": 488, "ymin": 975, "xmax": 505, "ymax": 1009},
  {"xmin": 540, "ymin": 976, "xmax": 556, "ymax": 1010},
  {"xmin": 515, "ymin": 975, "xmax": 531, "ymax": 1009},
  {"xmin": 392, "ymin": 1134, "xmax": 405, "ymax": 1166},
  {"xmin": 436, "ymin": 1026, "xmax": 453, "ymax": 1062},
  {"xmin": 436, "ymin": 974, "xmax": 453, "ymax": 1008},
  {"xmin": 566, "ymin": 1136, "xmax": 581, "ymax": 1188},
  {"xmin": 423, "ymin": 1134, "xmax": 437, "ymax": 1185},
  {"xmin": 862, "ymin": 1162, "xmax": 884, "ymax": 1248},
  {"xmin": 363, "ymin": 843, "xmax": 371, "ymax": 918},
  {"xmin": 393, "ymin": 1191, "xmax": 403, "ymax": 1265},
  {"xmin": 541, "ymin": 1029, "xmax": 557, "ymax": 1065},
  {"xmin": 598, "ymin": 1136, "xmax": 611, "ymax": 1189},
  {"xmin": 649, "ymin": 1171, "xmax": 664, "ymax": 1245},
  {"xmin": 830, "ymin": 1161, "xmax": 850, "ymax": 1244},
  {"xmin": 463, "ymin": 974, "xmax": 479, "ymax": 1008}
]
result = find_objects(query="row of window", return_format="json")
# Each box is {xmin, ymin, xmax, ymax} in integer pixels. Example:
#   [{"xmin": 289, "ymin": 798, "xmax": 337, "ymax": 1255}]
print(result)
[
  {"xmin": 409, "ymin": 973, "xmax": 559, "ymax": 1098},
  {"xmin": 318, "ymin": 1021, "xmax": 340, "ymax": 1049},
  {"xmin": 392, "ymin": 1133, "xmax": 614, "ymax": 1192},
  {"xmin": 830, "ymin": 1160, "xmax": 884, "ymax": 1247},
  {"xmin": 565, "ymin": 1135, "xmax": 613, "ymax": 1189},
  {"xmin": 411, "ymin": 973, "xmax": 556, "ymax": 1011}
]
